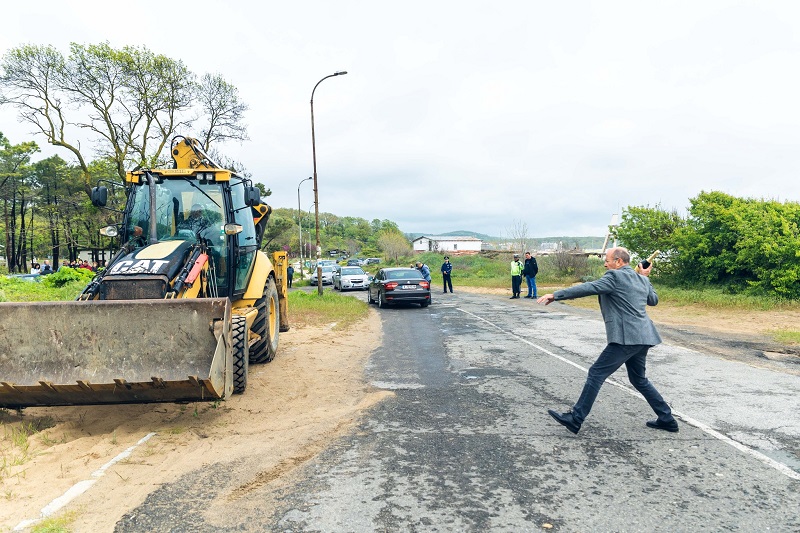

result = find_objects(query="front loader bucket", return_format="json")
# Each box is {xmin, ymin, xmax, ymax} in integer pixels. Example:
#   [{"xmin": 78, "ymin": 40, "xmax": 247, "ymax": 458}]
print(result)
[{"xmin": 0, "ymin": 298, "xmax": 232, "ymax": 408}]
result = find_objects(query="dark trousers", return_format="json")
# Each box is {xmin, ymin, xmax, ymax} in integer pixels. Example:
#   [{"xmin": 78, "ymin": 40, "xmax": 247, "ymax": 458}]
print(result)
[
  {"xmin": 443, "ymin": 273, "xmax": 453, "ymax": 293},
  {"xmin": 287, "ymin": 276, "xmax": 293, "ymax": 288},
  {"xmin": 571, "ymin": 343, "xmax": 673, "ymax": 425},
  {"xmin": 511, "ymin": 275, "xmax": 522, "ymax": 296}
]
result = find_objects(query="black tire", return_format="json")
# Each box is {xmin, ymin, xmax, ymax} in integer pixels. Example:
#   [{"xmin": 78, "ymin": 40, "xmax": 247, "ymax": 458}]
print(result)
[
  {"xmin": 378, "ymin": 291, "xmax": 387, "ymax": 309},
  {"xmin": 249, "ymin": 277, "xmax": 280, "ymax": 364},
  {"xmin": 367, "ymin": 289, "xmax": 375, "ymax": 304},
  {"xmin": 232, "ymin": 315, "xmax": 248, "ymax": 394},
  {"xmin": 421, "ymin": 300, "xmax": 430, "ymax": 308}
]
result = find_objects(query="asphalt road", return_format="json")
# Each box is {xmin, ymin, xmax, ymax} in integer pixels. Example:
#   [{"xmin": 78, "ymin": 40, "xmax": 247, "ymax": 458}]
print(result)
[{"xmin": 117, "ymin": 287, "xmax": 800, "ymax": 532}]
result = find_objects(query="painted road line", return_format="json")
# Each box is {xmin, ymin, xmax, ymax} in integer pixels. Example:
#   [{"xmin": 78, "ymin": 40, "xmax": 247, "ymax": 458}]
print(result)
[
  {"xmin": 457, "ymin": 307, "xmax": 800, "ymax": 482},
  {"xmin": 14, "ymin": 432, "xmax": 157, "ymax": 531}
]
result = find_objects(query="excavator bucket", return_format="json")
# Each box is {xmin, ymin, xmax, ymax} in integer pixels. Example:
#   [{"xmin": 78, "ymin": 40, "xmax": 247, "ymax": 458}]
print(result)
[{"xmin": 0, "ymin": 298, "xmax": 232, "ymax": 409}]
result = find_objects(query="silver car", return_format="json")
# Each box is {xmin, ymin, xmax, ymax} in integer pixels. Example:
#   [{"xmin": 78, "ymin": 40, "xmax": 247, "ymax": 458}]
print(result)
[
  {"xmin": 333, "ymin": 266, "xmax": 369, "ymax": 291},
  {"xmin": 310, "ymin": 265, "xmax": 337, "ymax": 285}
]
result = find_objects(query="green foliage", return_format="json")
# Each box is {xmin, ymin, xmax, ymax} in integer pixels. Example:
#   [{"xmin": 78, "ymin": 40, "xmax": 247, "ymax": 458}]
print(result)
[
  {"xmin": 264, "ymin": 207, "xmax": 407, "ymax": 260},
  {"xmin": 619, "ymin": 192, "xmax": 800, "ymax": 300},
  {"xmin": 615, "ymin": 204, "xmax": 685, "ymax": 276},
  {"xmin": 41, "ymin": 267, "xmax": 95, "ymax": 289}
]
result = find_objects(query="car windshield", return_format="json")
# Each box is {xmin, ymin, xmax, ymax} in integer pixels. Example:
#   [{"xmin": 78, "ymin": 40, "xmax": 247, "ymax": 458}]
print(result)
[
  {"xmin": 321, "ymin": 266, "xmax": 336, "ymax": 272},
  {"xmin": 385, "ymin": 269, "xmax": 422, "ymax": 280},
  {"xmin": 341, "ymin": 267, "xmax": 364, "ymax": 276}
]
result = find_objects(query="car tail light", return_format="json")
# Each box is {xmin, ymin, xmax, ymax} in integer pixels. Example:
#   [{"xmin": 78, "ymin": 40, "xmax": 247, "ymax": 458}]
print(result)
[
  {"xmin": 385, "ymin": 281, "xmax": 398, "ymax": 291},
  {"xmin": 420, "ymin": 281, "xmax": 429, "ymax": 289}
]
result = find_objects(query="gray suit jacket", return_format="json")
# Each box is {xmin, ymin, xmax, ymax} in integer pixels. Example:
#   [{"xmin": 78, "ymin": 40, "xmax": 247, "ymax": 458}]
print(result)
[{"xmin": 554, "ymin": 265, "xmax": 662, "ymax": 346}]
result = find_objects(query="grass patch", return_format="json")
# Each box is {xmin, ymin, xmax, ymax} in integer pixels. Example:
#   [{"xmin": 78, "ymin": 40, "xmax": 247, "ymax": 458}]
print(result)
[
  {"xmin": 31, "ymin": 509, "xmax": 78, "ymax": 533},
  {"xmin": 652, "ymin": 285, "xmax": 800, "ymax": 311},
  {"xmin": 288, "ymin": 290, "xmax": 369, "ymax": 330},
  {"xmin": 0, "ymin": 277, "xmax": 87, "ymax": 302},
  {"xmin": 770, "ymin": 329, "xmax": 800, "ymax": 345}
]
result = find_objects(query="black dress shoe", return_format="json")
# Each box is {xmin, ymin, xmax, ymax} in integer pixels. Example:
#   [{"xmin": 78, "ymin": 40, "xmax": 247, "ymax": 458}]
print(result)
[
  {"xmin": 646, "ymin": 419, "xmax": 679, "ymax": 432},
  {"xmin": 547, "ymin": 409, "xmax": 580, "ymax": 434}
]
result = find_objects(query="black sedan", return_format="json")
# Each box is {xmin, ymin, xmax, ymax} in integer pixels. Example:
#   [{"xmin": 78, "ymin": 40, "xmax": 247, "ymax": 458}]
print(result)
[{"xmin": 368, "ymin": 267, "xmax": 431, "ymax": 308}]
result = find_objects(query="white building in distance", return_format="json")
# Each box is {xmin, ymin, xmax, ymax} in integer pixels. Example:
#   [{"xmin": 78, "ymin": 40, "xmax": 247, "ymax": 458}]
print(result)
[{"xmin": 412, "ymin": 235, "xmax": 482, "ymax": 254}]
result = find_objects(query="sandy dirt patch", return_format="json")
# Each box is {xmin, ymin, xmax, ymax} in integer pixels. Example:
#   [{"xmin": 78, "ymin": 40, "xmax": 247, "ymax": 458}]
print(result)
[{"xmin": 0, "ymin": 310, "xmax": 387, "ymax": 532}]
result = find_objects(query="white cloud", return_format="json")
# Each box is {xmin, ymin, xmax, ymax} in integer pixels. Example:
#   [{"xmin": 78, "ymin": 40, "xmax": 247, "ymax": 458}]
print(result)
[{"xmin": 1, "ymin": 0, "xmax": 799, "ymax": 239}]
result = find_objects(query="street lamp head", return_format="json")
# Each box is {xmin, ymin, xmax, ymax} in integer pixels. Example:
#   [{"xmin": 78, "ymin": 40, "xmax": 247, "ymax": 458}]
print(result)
[{"xmin": 334, "ymin": 71, "xmax": 348, "ymax": 76}]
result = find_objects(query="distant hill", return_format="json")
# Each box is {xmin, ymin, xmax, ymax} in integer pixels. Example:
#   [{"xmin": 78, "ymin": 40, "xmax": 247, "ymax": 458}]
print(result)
[
  {"xmin": 405, "ymin": 231, "xmax": 604, "ymax": 249},
  {"xmin": 405, "ymin": 230, "xmax": 501, "ymax": 241}
]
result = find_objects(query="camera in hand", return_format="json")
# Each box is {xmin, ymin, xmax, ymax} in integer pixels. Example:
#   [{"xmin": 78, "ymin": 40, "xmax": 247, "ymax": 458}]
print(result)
[{"xmin": 638, "ymin": 250, "xmax": 660, "ymax": 271}]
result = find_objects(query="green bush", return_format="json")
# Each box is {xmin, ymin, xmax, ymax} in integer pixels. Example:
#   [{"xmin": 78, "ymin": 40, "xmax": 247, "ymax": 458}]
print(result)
[
  {"xmin": 41, "ymin": 267, "xmax": 95, "ymax": 288},
  {"xmin": 618, "ymin": 192, "xmax": 800, "ymax": 300}
]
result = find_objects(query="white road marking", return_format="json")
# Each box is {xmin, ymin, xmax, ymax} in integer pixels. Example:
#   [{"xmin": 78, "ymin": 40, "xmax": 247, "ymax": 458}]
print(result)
[
  {"xmin": 14, "ymin": 432, "xmax": 157, "ymax": 531},
  {"xmin": 457, "ymin": 307, "xmax": 800, "ymax": 482}
]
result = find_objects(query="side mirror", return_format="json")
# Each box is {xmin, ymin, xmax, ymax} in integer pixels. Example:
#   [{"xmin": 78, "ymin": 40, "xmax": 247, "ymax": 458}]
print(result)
[
  {"xmin": 245, "ymin": 186, "xmax": 260, "ymax": 207},
  {"xmin": 91, "ymin": 186, "xmax": 108, "ymax": 207},
  {"xmin": 224, "ymin": 223, "xmax": 244, "ymax": 235}
]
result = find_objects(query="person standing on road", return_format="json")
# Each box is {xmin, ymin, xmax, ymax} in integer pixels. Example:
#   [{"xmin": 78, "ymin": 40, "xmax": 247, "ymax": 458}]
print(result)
[
  {"xmin": 523, "ymin": 251, "xmax": 538, "ymax": 299},
  {"xmin": 286, "ymin": 265, "xmax": 294, "ymax": 288},
  {"xmin": 510, "ymin": 254, "xmax": 523, "ymax": 299},
  {"xmin": 441, "ymin": 256, "xmax": 453, "ymax": 293},
  {"xmin": 416, "ymin": 261, "xmax": 432, "ymax": 303},
  {"xmin": 537, "ymin": 247, "xmax": 677, "ymax": 435}
]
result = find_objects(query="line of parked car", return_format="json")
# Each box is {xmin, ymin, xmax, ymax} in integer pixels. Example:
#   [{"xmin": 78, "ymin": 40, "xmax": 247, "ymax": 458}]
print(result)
[{"xmin": 305, "ymin": 261, "xmax": 431, "ymax": 309}]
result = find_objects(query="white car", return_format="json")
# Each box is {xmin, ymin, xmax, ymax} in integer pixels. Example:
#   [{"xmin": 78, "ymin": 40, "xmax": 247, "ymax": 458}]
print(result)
[
  {"xmin": 333, "ymin": 266, "xmax": 370, "ymax": 291},
  {"xmin": 310, "ymin": 265, "xmax": 337, "ymax": 285}
]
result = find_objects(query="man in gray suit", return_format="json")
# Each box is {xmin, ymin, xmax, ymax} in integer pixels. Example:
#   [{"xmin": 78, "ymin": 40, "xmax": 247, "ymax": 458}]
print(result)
[{"xmin": 537, "ymin": 247, "xmax": 677, "ymax": 434}]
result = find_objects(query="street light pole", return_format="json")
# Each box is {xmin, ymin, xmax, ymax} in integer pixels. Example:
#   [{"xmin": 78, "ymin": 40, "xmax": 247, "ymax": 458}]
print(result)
[
  {"xmin": 297, "ymin": 176, "xmax": 312, "ymax": 279},
  {"xmin": 311, "ymin": 70, "xmax": 347, "ymax": 295}
]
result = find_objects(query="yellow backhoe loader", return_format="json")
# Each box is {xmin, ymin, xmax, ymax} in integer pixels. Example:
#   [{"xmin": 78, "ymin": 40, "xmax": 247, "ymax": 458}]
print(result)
[{"xmin": 0, "ymin": 137, "xmax": 289, "ymax": 409}]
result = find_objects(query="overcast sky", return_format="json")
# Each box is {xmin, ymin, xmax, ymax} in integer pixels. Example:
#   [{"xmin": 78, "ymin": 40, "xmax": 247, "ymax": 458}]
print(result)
[{"xmin": 2, "ymin": 1, "xmax": 799, "ymax": 238}]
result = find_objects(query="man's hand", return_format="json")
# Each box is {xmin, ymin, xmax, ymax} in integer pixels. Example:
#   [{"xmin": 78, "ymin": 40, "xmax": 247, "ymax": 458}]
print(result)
[
  {"xmin": 638, "ymin": 263, "xmax": 653, "ymax": 277},
  {"xmin": 537, "ymin": 294, "xmax": 555, "ymax": 305}
]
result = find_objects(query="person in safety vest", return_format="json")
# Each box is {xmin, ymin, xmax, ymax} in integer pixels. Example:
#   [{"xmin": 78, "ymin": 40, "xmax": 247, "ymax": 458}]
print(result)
[{"xmin": 510, "ymin": 253, "xmax": 524, "ymax": 299}]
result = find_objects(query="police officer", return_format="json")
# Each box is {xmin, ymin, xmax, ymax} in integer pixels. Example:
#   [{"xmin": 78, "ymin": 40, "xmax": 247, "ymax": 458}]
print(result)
[
  {"xmin": 441, "ymin": 256, "xmax": 453, "ymax": 293},
  {"xmin": 510, "ymin": 253, "xmax": 524, "ymax": 299}
]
